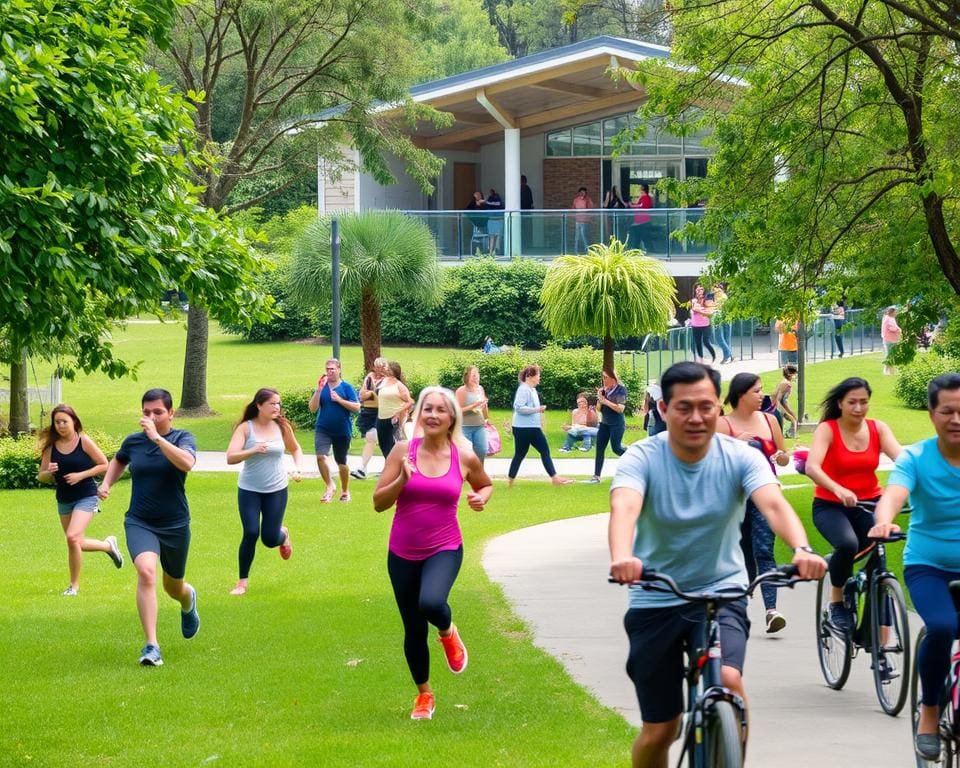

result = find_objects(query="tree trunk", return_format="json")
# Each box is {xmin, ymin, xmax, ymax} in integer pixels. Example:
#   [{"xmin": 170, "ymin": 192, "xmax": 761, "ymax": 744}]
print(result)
[
  {"xmin": 9, "ymin": 347, "xmax": 30, "ymax": 436},
  {"xmin": 603, "ymin": 335, "xmax": 616, "ymax": 377},
  {"xmin": 179, "ymin": 305, "xmax": 215, "ymax": 416},
  {"xmin": 359, "ymin": 287, "xmax": 382, "ymax": 373}
]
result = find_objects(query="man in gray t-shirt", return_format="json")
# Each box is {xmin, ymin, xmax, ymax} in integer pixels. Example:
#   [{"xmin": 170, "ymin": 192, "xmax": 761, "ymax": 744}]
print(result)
[{"xmin": 608, "ymin": 362, "xmax": 825, "ymax": 768}]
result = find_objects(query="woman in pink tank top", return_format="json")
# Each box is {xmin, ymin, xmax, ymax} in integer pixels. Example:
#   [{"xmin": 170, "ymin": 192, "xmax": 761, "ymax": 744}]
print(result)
[{"xmin": 374, "ymin": 386, "xmax": 493, "ymax": 721}]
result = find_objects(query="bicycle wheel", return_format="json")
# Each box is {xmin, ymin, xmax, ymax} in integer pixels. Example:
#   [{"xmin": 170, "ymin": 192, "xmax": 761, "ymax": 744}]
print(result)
[
  {"xmin": 871, "ymin": 576, "xmax": 911, "ymax": 715},
  {"xmin": 704, "ymin": 700, "xmax": 743, "ymax": 768},
  {"xmin": 816, "ymin": 572, "xmax": 851, "ymax": 689}
]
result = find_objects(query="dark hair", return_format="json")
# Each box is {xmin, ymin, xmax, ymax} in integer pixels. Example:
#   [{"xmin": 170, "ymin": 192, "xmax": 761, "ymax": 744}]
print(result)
[
  {"xmin": 640, "ymin": 183, "xmax": 649, "ymax": 193},
  {"xmin": 819, "ymin": 377, "xmax": 872, "ymax": 421},
  {"xmin": 782, "ymin": 364, "xmax": 798, "ymax": 378},
  {"xmin": 40, "ymin": 404, "xmax": 83, "ymax": 453},
  {"xmin": 142, "ymin": 388, "xmax": 173, "ymax": 410},
  {"xmin": 724, "ymin": 373, "xmax": 761, "ymax": 408},
  {"xmin": 929, "ymin": 372, "xmax": 960, "ymax": 410},
  {"xmin": 386, "ymin": 361, "xmax": 404, "ymax": 382},
  {"xmin": 238, "ymin": 387, "xmax": 291, "ymax": 432},
  {"xmin": 578, "ymin": 186, "xmax": 587, "ymax": 194},
  {"xmin": 519, "ymin": 364, "xmax": 540, "ymax": 383},
  {"xmin": 521, "ymin": 175, "xmax": 528, "ymax": 184},
  {"xmin": 660, "ymin": 362, "xmax": 721, "ymax": 404}
]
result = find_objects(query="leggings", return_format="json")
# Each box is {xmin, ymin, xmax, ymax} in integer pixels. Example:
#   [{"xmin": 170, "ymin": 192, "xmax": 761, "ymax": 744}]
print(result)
[
  {"xmin": 509, "ymin": 427, "xmax": 557, "ymax": 479},
  {"xmin": 905, "ymin": 564, "xmax": 960, "ymax": 706},
  {"xmin": 691, "ymin": 326, "xmax": 715, "ymax": 362},
  {"xmin": 740, "ymin": 500, "xmax": 778, "ymax": 610},
  {"xmin": 376, "ymin": 418, "xmax": 397, "ymax": 460},
  {"xmin": 237, "ymin": 487, "xmax": 288, "ymax": 579},
  {"xmin": 812, "ymin": 497, "xmax": 878, "ymax": 588},
  {"xmin": 388, "ymin": 547, "xmax": 463, "ymax": 685},
  {"xmin": 594, "ymin": 422, "xmax": 626, "ymax": 477}
]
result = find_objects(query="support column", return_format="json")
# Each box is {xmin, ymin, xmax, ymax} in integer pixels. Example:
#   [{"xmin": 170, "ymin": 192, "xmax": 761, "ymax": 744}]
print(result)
[{"xmin": 504, "ymin": 128, "xmax": 520, "ymax": 258}]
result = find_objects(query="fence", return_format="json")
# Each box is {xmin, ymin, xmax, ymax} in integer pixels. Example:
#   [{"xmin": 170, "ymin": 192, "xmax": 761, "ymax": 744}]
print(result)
[{"xmin": 0, "ymin": 376, "xmax": 62, "ymax": 409}]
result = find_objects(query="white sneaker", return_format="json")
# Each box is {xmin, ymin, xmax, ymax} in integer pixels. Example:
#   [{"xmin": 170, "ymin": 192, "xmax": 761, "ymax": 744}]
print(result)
[{"xmin": 766, "ymin": 610, "xmax": 787, "ymax": 634}]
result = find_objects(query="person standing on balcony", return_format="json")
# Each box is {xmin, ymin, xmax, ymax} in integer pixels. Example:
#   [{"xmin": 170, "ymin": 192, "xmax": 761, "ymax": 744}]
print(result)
[
  {"xmin": 604, "ymin": 185, "xmax": 627, "ymax": 241},
  {"xmin": 464, "ymin": 192, "xmax": 489, "ymax": 256},
  {"xmin": 881, "ymin": 306, "xmax": 903, "ymax": 375},
  {"xmin": 627, "ymin": 183, "xmax": 653, "ymax": 251},
  {"xmin": 520, "ymin": 175, "xmax": 535, "ymax": 252},
  {"xmin": 485, "ymin": 188, "xmax": 504, "ymax": 257},
  {"xmin": 571, "ymin": 187, "xmax": 595, "ymax": 254}
]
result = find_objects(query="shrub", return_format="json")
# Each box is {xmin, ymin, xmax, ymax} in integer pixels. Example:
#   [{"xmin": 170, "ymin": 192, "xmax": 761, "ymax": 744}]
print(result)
[
  {"xmin": 894, "ymin": 354, "xmax": 960, "ymax": 409},
  {"xmin": 0, "ymin": 436, "xmax": 42, "ymax": 489},
  {"xmin": 932, "ymin": 318, "xmax": 960, "ymax": 359},
  {"xmin": 281, "ymin": 388, "xmax": 316, "ymax": 430}
]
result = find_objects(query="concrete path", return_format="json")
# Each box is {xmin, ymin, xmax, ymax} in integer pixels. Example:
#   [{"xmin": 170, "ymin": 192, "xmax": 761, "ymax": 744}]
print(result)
[{"xmin": 482, "ymin": 514, "xmax": 918, "ymax": 767}]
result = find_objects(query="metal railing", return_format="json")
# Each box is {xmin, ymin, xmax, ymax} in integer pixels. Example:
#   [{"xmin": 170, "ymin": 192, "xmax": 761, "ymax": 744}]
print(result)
[
  {"xmin": 400, "ymin": 208, "xmax": 710, "ymax": 261},
  {"xmin": 804, "ymin": 309, "xmax": 880, "ymax": 362}
]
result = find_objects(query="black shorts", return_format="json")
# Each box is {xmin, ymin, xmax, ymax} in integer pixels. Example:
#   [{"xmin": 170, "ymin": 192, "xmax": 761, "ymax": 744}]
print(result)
[
  {"xmin": 624, "ymin": 598, "xmax": 750, "ymax": 723},
  {"xmin": 125, "ymin": 518, "xmax": 191, "ymax": 580},
  {"xmin": 356, "ymin": 408, "xmax": 378, "ymax": 435}
]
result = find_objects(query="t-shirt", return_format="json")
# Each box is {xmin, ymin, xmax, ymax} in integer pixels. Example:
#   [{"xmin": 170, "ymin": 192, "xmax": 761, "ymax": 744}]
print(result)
[
  {"xmin": 599, "ymin": 383, "xmax": 627, "ymax": 426},
  {"xmin": 889, "ymin": 438, "xmax": 960, "ymax": 570},
  {"xmin": 611, "ymin": 432, "xmax": 777, "ymax": 608},
  {"xmin": 314, "ymin": 380, "xmax": 358, "ymax": 437},
  {"xmin": 116, "ymin": 429, "xmax": 197, "ymax": 529}
]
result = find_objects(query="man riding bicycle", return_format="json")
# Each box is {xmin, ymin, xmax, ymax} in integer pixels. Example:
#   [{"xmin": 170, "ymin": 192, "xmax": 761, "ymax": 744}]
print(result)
[
  {"xmin": 869, "ymin": 372, "xmax": 960, "ymax": 760},
  {"xmin": 609, "ymin": 362, "xmax": 826, "ymax": 768}
]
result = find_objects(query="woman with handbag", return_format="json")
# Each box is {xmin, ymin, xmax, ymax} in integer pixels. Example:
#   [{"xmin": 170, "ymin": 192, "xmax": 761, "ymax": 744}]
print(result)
[{"xmin": 455, "ymin": 365, "xmax": 490, "ymax": 464}]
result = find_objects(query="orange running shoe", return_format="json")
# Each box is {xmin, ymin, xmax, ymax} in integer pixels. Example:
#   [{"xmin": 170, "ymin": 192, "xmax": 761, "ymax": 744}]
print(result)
[
  {"xmin": 438, "ymin": 624, "xmax": 468, "ymax": 674},
  {"xmin": 410, "ymin": 692, "xmax": 435, "ymax": 720},
  {"xmin": 279, "ymin": 527, "xmax": 292, "ymax": 560}
]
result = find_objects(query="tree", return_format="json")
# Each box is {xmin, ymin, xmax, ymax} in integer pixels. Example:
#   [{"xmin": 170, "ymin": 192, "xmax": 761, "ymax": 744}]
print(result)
[
  {"xmin": 288, "ymin": 212, "xmax": 443, "ymax": 371},
  {"xmin": 0, "ymin": 0, "xmax": 270, "ymax": 432},
  {"xmin": 155, "ymin": 0, "xmax": 450, "ymax": 413},
  {"xmin": 631, "ymin": 0, "xmax": 960, "ymax": 324},
  {"xmin": 539, "ymin": 239, "xmax": 676, "ymax": 372},
  {"xmin": 412, "ymin": 0, "xmax": 512, "ymax": 82}
]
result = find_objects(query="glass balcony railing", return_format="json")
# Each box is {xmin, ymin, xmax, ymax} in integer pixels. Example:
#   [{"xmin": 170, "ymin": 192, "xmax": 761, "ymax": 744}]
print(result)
[{"xmin": 397, "ymin": 208, "xmax": 711, "ymax": 261}]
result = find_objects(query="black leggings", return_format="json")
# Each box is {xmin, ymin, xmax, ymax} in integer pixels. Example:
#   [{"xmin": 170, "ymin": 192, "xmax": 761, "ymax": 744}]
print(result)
[
  {"xmin": 509, "ymin": 427, "xmax": 557, "ymax": 479},
  {"xmin": 376, "ymin": 418, "xmax": 397, "ymax": 459},
  {"xmin": 594, "ymin": 422, "xmax": 626, "ymax": 477},
  {"xmin": 812, "ymin": 497, "xmax": 878, "ymax": 588},
  {"xmin": 237, "ymin": 488, "xmax": 288, "ymax": 579},
  {"xmin": 388, "ymin": 547, "xmax": 463, "ymax": 685},
  {"xmin": 691, "ymin": 326, "xmax": 716, "ymax": 362}
]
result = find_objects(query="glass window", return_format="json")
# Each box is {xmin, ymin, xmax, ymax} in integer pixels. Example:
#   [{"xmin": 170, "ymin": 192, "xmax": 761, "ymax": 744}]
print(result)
[
  {"xmin": 685, "ymin": 157, "xmax": 708, "ymax": 179},
  {"xmin": 572, "ymin": 122, "xmax": 602, "ymax": 156},
  {"xmin": 546, "ymin": 128, "xmax": 571, "ymax": 157},
  {"xmin": 603, "ymin": 115, "xmax": 633, "ymax": 155}
]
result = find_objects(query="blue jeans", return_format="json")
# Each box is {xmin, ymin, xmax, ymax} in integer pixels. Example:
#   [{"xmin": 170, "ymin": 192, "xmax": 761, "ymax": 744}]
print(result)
[
  {"xmin": 562, "ymin": 425, "xmax": 598, "ymax": 450},
  {"xmin": 905, "ymin": 564, "xmax": 960, "ymax": 706},
  {"xmin": 740, "ymin": 500, "xmax": 778, "ymax": 610},
  {"xmin": 461, "ymin": 424, "xmax": 488, "ymax": 461},
  {"xmin": 574, "ymin": 222, "xmax": 590, "ymax": 252},
  {"xmin": 715, "ymin": 323, "xmax": 733, "ymax": 360}
]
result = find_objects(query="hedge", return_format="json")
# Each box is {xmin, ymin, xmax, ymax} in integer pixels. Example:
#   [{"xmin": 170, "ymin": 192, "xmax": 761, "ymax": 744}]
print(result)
[
  {"xmin": 894, "ymin": 354, "xmax": 960, "ymax": 409},
  {"xmin": 0, "ymin": 429, "xmax": 121, "ymax": 490}
]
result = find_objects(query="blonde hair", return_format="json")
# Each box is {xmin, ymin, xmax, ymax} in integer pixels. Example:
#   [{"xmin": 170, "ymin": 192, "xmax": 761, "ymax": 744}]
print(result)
[{"xmin": 409, "ymin": 386, "xmax": 470, "ymax": 450}]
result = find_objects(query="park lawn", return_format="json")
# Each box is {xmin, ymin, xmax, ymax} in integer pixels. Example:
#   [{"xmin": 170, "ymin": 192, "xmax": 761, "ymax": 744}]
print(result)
[{"xmin": 0, "ymin": 474, "xmax": 632, "ymax": 768}]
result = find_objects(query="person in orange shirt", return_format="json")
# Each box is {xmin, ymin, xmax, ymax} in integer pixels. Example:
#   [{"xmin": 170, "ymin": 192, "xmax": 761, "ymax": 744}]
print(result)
[
  {"xmin": 775, "ymin": 318, "xmax": 799, "ymax": 366},
  {"xmin": 571, "ymin": 187, "xmax": 595, "ymax": 254}
]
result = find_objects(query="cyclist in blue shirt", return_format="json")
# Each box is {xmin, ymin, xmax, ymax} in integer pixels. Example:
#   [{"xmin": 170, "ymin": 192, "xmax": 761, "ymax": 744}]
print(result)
[
  {"xmin": 609, "ymin": 361, "xmax": 826, "ymax": 768},
  {"xmin": 870, "ymin": 372, "xmax": 960, "ymax": 760}
]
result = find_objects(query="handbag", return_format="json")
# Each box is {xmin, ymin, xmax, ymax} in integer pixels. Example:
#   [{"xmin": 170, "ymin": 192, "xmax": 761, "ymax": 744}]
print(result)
[{"xmin": 484, "ymin": 423, "xmax": 501, "ymax": 456}]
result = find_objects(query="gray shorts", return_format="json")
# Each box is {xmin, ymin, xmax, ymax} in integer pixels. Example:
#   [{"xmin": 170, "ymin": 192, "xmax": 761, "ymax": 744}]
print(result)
[
  {"xmin": 314, "ymin": 430, "xmax": 351, "ymax": 465},
  {"xmin": 57, "ymin": 495, "xmax": 100, "ymax": 516},
  {"xmin": 125, "ymin": 518, "xmax": 191, "ymax": 579}
]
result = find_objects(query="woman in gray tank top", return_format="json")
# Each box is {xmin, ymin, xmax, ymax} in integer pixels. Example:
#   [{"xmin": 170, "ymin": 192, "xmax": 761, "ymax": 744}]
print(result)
[
  {"xmin": 455, "ymin": 365, "xmax": 490, "ymax": 464},
  {"xmin": 225, "ymin": 388, "xmax": 304, "ymax": 596}
]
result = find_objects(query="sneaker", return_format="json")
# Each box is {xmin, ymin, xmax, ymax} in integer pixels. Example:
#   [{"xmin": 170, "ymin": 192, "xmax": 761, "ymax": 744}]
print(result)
[
  {"xmin": 915, "ymin": 733, "xmax": 941, "ymax": 760},
  {"xmin": 765, "ymin": 610, "xmax": 787, "ymax": 634},
  {"xmin": 181, "ymin": 586, "xmax": 200, "ymax": 639},
  {"xmin": 828, "ymin": 602, "xmax": 855, "ymax": 634},
  {"xmin": 411, "ymin": 692, "xmax": 436, "ymax": 720},
  {"xmin": 339, "ymin": 491, "xmax": 351, "ymax": 502},
  {"xmin": 229, "ymin": 581, "xmax": 248, "ymax": 596},
  {"xmin": 558, "ymin": 447, "xmax": 572, "ymax": 453},
  {"xmin": 579, "ymin": 445, "xmax": 592, "ymax": 452},
  {"xmin": 438, "ymin": 624, "xmax": 468, "ymax": 674},
  {"xmin": 105, "ymin": 535, "xmax": 124, "ymax": 569},
  {"xmin": 139, "ymin": 644, "xmax": 164, "ymax": 666},
  {"xmin": 321, "ymin": 484, "xmax": 335, "ymax": 503},
  {"xmin": 350, "ymin": 468, "xmax": 367, "ymax": 480},
  {"xmin": 581, "ymin": 477, "xmax": 601, "ymax": 484},
  {"xmin": 279, "ymin": 527, "xmax": 292, "ymax": 560},
  {"xmin": 872, "ymin": 652, "xmax": 899, "ymax": 682},
  {"xmin": 62, "ymin": 586, "xmax": 78, "ymax": 596}
]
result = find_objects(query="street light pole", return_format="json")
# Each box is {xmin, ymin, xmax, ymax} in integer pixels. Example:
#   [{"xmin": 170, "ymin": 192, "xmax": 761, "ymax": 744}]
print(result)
[{"xmin": 331, "ymin": 218, "xmax": 341, "ymax": 360}]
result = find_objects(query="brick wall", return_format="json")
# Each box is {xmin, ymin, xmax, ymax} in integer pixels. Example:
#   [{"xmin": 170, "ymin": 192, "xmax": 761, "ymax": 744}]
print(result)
[{"xmin": 542, "ymin": 158, "xmax": 601, "ymax": 209}]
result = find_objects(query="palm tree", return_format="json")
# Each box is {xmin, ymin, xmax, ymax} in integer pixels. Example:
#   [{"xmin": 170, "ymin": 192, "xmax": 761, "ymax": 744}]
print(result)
[
  {"xmin": 539, "ymin": 239, "xmax": 677, "ymax": 373},
  {"xmin": 289, "ymin": 212, "xmax": 442, "ymax": 371}
]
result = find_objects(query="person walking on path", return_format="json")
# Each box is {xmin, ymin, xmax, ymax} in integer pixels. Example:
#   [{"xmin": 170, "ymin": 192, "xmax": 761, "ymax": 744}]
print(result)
[
  {"xmin": 806, "ymin": 377, "xmax": 902, "ymax": 634},
  {"xmin": 584, "ymin": 369, "xmax": 628, "ymax": 484},
  {"xmin": 375, "ymin": 361, "xmax": 415, "ymax": 461},
  {"xmin": 768, "ymin": 364, "xmax": 799, "ymax": 437},
  {"xmin": 508, "ymin": 365, "xmax": 573, "ymax": 486},
  {"xmin": 225, "ymin": 388, "xmax": 304, "ymax": 596},
  {"xmin": 97, "ymin": 388, "xmax": 200, "ymax": 667},
  {"xmin": 352, "ymin": 357, "xmax": 388, "ymax": 481},
  {"xmin": 455, "ymin": 365, "xmax": 490, "ymax": 464},
  {"xmin": 717, "ymin": 373, "xmax": 792, "ymax": 633},
  {"xmin": 832, "ymin": 301, "xmax": 846, "ymax": 358},
  {"xmin": 689, "ymin": 285, "xmax": 716, "ymax": 364},
  {"xmin": 608, "ymin": 361, "xmax": 826, "ymax": 768},
  {"xmin": 881, "ymin": 306, "xmax": 903, "ymax": 375},
  {"xmin": 374, "ymin": 386, "xmax": 493, "ymax": 721},
  {"xmin": 38, "ymin": 404, "xmax": 120, "ymax": 595},
  {"xmin": 309, "ymin": 358, "xmax": 360, "ymax": 503},
  {"xmin": 869, "ymin": 373, "xmax": 960, "ymax": 760},
  {"xmin": 712, "ymin": 284, "xmax": 735, "ymax": 364}
]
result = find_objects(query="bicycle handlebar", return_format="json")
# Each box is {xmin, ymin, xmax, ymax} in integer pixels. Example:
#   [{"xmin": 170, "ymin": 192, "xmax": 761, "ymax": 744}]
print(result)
[
  {"xmin": 608, "ymin": 565, "xmax": 805, "ymax": 603},
  {"xmin": 867, "ymin": 532, "xmax": 907, "ymax": 543}
]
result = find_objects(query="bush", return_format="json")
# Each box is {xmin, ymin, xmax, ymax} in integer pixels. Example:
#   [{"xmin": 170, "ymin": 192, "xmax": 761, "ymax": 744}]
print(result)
[
  {"xmin": 894, "ymin": 354, "xmax": 960, "ymax": 409},
  {"xmin": 0, "ymin": 436, "xmax": 42, "ymax": 489},
  {"xmin": 932, "ymin": 318, "xmax": 960, "ymax": 359},
  {"xmin": 281, "ymin": 388, "xmax": 316, "ymax": 430}
]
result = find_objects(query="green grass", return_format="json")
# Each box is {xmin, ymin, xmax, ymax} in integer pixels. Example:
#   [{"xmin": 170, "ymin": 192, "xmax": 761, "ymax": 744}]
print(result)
[{"xmin": 0, "ymin": 475, "xmax": 632, "ymax": 767}]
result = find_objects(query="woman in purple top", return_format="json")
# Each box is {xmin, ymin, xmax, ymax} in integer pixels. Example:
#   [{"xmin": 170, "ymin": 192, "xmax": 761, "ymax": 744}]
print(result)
[{"xmin": 374, "ymin": 386, "xmax": 493, "ymax": 722}]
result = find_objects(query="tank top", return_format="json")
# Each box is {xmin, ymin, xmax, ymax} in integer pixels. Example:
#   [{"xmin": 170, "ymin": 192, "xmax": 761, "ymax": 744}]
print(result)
[
  {"xmin": 51, "ymin": 437, "xmax": 99, "ymax": 503},
  {"xmin": 461, "ymin": 388, "xmax": 485, "ymax": 427},
  {"xmin": 360, "ymin": 373, "xmax": 379, "ymax": 414},
  {"xmin": 237, "ymin": 421, "xmax": 288, "ymax": 493},
  {"xmin": 814, "ymin": 419, "xmax": 882, "ymax": 502},
  {"xmin": 389, "ymin": 438, "xmax": 464, "ymax": 560},
  {"xmin": 377, "ymin": 381, "xmax": 405, "ymax": 420},
  {"xmin": 720, "ymin": 414, "xmax": 778, "ymax": 473}
]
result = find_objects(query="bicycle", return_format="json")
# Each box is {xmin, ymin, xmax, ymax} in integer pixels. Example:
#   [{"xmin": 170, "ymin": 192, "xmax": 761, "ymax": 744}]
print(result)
[
  {"xmin": 814, "ymin": 500, "xmax": 911, "ymax": 715},
  {"xmin": 909, "ymin": 581, "xmax": 960, "ymax": 767},
  {"xmin": 612, "ymin": 565, "xmax": 804, "ymax": 768}
]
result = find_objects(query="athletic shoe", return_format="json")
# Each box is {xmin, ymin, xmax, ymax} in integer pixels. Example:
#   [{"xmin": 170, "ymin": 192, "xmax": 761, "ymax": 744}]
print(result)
[
  {"xmin": 872, "ymin": 652, "xmax": 899, "ymax": 682},
  {"xmin": 62, "ymin": 586, "xmax": 78, "ymax": 596},
  {"xmin": 438, "ymin": 624, "xmax": 468, "ymax": 674},
  {"xmin": 579, "ymin": 445, "xmax": 592, "ymax": 452},
  {"xmin": 105, "ymin": 535, "xmax": 124, "ymax": 569},
  {"xmin": 765, "ymin": 610, "xmax": 787, "ymax": 634},
  {"xmin": 279, "ymin": 527, "xmax": 292, "ymax": 560},
  {"xmin": 558, "ymin": 447, "xmax": 571, "ymax": 453},
  {"xmin": 915, "ymin": 733, "xmax": 941, "ymax": 760},
  {"xmin": 139, "ymin": 644, "xmax": 163, "ymax": 666},
  {"xmin": 229, "ymin": 582, "xmax": 248, "ymax": 596},
  {"xmin": 350, "ymin": 468, "xmax": 367, "ymax": 480},
  {"xmin": 321, "ymin": 484, "xmax": 335, "ymax": 503},
  {"xmin": 581, "ymin": 477, "xmax": 601, "ymax": 484},
  {"xmin": 181, "ymin": 586, "xmax": 200, "ymax": 639},
  {"xmin": 339, "ymin": 491, "xmax": 351, "ymax": 502},
  {"xmin": 828, "ymin": 602, "xmax": 855, "ymax": 634},
  {"xmin": 411, "ymin": 692, "xmax": 435, "ymax": 720}
]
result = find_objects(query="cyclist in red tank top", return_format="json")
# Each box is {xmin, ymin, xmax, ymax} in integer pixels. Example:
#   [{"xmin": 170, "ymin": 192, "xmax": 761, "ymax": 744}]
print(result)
[{"xmin": 805, "ymin": 378, "xmax": 902, "ymax": 632}]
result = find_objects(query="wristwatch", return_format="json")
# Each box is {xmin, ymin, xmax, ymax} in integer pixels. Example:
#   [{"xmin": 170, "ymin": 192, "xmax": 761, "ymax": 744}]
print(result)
[{"xmin": 794, "ymin": 545, "xmax": 815, "ymax": 554}]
